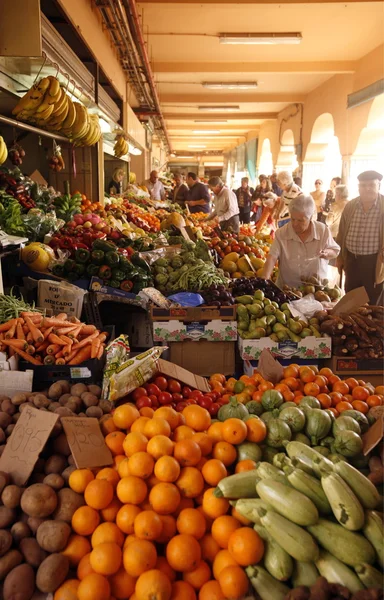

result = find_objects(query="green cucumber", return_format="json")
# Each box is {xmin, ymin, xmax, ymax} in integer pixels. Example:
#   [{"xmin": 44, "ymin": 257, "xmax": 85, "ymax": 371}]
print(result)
[
  {"xmin": 214, "ymin": 470, "xmax": 259, "ymax": 499},
  {"xmin": 246, "ymin": 565, "xmax": 289, "ymax": 600},
  {"xmin": 307, "ymin": 518, "xmax": 376, "ymax": 566},
  {"xmin": 229, "ymin": 499, "xmax": 271, "ymax": 523},
  {"xmin": 331, "ymin": 459, "xmax": 381, "ymax": 510},
  {"xmin": 292, "ymin": 560, "xmax": 319, "ymax": 588},
  {"xmin": 315, "ymin": 550, "xmax": 364, "ymax": 593},
  {"xmin": 256, "ymin": 479, "xmax": 319, "ymax": 526},
  {"xmin": 284, "ymin": 466, "xmax": 332, "ymax": 515},
  {"xmin": 259, "ymin": 508, "xmax": 319, "ymax": 562},
  {"xmin": 320, "ymin": 471, "xmax": 364, "ymax": 530},
  {"xmin": 354, "ymin": 563, "xmax": 384, "ymax": 589},
  {"xmin": 253, "ymin": 524, "xmax": 293, "ymax": 581},
  {"xmin": 362, "ymin": 510, "xmax": 384, "ymax": 568}
]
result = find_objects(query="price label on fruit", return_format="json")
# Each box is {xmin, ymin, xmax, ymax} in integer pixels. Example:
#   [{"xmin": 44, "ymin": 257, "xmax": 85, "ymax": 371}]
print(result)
[{"xmin": 62, "ymin": 417, "xmax": 113, "ymax": 469}]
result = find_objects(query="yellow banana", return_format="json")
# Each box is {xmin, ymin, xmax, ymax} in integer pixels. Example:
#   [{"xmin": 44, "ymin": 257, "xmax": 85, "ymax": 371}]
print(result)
[
  {"xmin": 0, "ymin": 137, "xmax": 7, "ymax": 165},
  {"xmin": 70, "ymin": 105, "xmax": 89, "ymax": 141},
  {"xmin": 61, "ymin": 98, "xmax": 76, "ymax": 132},
  {"xmin": 47, "ymin": 76, "xmax": 60, "ymax": 98},
  {"xmin": 36, "ymin": 77, "xmax": 51, "ymax": 94},
  {"xmin": 50, "ymin": 89, "xmax": 68, "ymax": 116}
]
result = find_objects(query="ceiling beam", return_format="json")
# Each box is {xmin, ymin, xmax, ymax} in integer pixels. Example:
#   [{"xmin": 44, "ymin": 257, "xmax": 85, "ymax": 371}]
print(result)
[
  {"xmin": 154, "ymin": 61, "xmax": 356, "ymax": 74},
  {"xmin": 168, "ymin": 125, "xmax": 259, "ymax": 131},
  {"xmin": 139, "ymin": 0, "xmax": 381, "ymax": 3},
  {"xmin": 160, "ymin": 93, "xmax": 304, "ymax": 102},
  {"xmin": 164, "ymin": 112, "xmax": 278, "ymax": 119}
]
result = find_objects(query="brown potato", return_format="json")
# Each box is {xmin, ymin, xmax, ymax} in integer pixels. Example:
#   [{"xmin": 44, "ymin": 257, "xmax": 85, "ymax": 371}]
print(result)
[
  {"xmin": 67, "ymin": 455, "xmax": 75, "ymax": 466},
  {"xmin": 61, "ymin": 466, "xmax": 76, "ymax": 483},
  {"xmin": 5, "ymin": 424, "xmax": 14, "ymax": 437},
  {"xmin": 47, "ymin": 401, "xmax": 60, "ymax": 412},
  {"xmin": 71, "ymin": 383, "xmax": 88, "ymax": 397},
  {"xmin": 0, "ymin": 507, "xmax": 16, "ymax": 528},
  {"xmin": 52, "ymin": 433, "xmax": 71, "ymax": 456},
  {"xmin": 0, "ymin": 412, "xmax": 12, "ymax": 429},
  {"xmin": 49, "ymin": 420, "xmax": 62, "ymax": 438},
  {"xmin": 26, "ymin": 517, "xmax": 45, "ymax": 535},
  {"xmin": 48, "ymin": 383, "xmax": 63, "ymax": 400},
  {"xmin": 32, "ymin": 394, "xmax": 50, "ymax": 409},
  {"xmin": 0, "ymin": 445, "xmax": 5, "ymax": 457},
  {"xmin": 3, "ymin": 563, "xmax": 35, "ymax": 600},
  {"xmin": 0, "ymin": 549, "xmax": 22, "ymax": 580},
  {"xmin": 12, "ymin": 412, "xmax": 20, "ymax": 423},
  {"xmin": 36, "ymin": 553, "xmax": 69, "ymax": 593},
  {"xmin": 0, "ymin": 395, "xmax": 11, "ymax": 404},
  {"xmin": 1, "ymin": 485, "xmax": 23, "ymax": 509},
  {"xmin": 11, "ymin": 393, "xmax": 27, "ymax": 406},
  {"xmin": 0, "ymin": 429, "xmax": 5, "ymax": 444},
  {"xmin": 19, "ymin": 403, "xmax": 33, "ymax": 413},
  {"xmin": 53, "ymin": 488, "xmax": 84, "ymax": 522},
  {"xmin": 81, "ymin": 392, "xmax": 98, "ymax": 407},
  {"xmin": 36, "ymin": 520, "xmax": 71, "ymax": 552},
  {"xmin": 58, "ymin": 394, "xmax": 71, "ymax": 406},
  {"xmin": 66, "ymin": 400, "xmax": 80, "ymax": 413},
  {"xmin": 86, "ymin": 406, "xmax": 103, "ymax": 419},
  {"xmin": 0, "ymin": 472, "xmax": 10, "ymax": 494},
  {"xmin": 10, "ymin": 521, "xmax": 31, "ymax": 544},
  {"xmin": 20, "ymin": 484, "xmax": 57, "ymax": 518},
  {"xmin": 56, "ymin": 380, "xmax": 70, "ymax": 394},
  {"xmin": 54, "ymin": 407, "xmax": 74, "ymax": 417},
  {"xmin": 0, "ymin": 530, "xmax": 12, "ymax": 557},
  {"xmin": 43, "ymin": 474, "xmax": 64, "ymax": 491},
  {"xmin": 44, "ymin": 455, "xmax": 67, "ymax": 475},
  {"xmin": 1, "ymin": 399, "xmax": 16, "ymax": 416},
  {"xmin": 29, "ymin": 473, "xmax": 45, "ymax": 485},
  {"xmin": 19, "ymin": 537, "xmax": 47, "ymax": 567},
  {"xmin": 98, "ymin": 399, "xmax": 112, "ymax": 414},
  {"xmin": 87, "ymin": 384, "xmax": 102, "ymax": 398}
]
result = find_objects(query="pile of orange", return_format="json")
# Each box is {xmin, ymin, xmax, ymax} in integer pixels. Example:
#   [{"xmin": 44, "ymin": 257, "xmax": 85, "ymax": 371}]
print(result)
[{"xmin": 56, "ymin": 402, "xmax": 265, "ymax": 600}]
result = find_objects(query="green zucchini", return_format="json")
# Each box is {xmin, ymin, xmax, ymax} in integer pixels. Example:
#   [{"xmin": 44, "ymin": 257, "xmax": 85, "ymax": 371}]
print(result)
[
  {"xmin": 246, "ymin": 565, "xmax": 289, "ymax": 600},
  {"xmin": 315, "ymin": 550, "xmax": 364, "ymax": 593},
  {"xmin": 256, "ymin": 462, "xmax": 290, "ymax": 485},
  {"xmin": 256, "ymin": 479, "xmax": 319, "ymax": 526},
  {"xmin": 320, "ymin": 471, "xmax": 364, "ymax": 530},
  {"xmin": 362, "ymin": 510, "xmax": 384, "ymax": 568},
  {"xmin": 290, "ymin": 456, "xmax": 316, "ymax": 475},
  {"xmin": 354, "ymin": 562, "xmax": 384, "ymax": 589},
  {"xmin": 253, "ymin": 524, "xmax": 293, "ymax": 581},
  {"xmin": 284, "ymin": 466, "xmax": 332, "ymax": 515},
  {"xmin": 230, "ymin": 499, "xmax": 271, "ymax": 523},
  {"xmin": 237, "ymin": 441, "xmax": 262, "ymax": 463},
  {"xmin": 272, "ymin": 453, "xmax": 291, "ymax": 470},
  {"xmin": 307, "ymin": 518, "xmax": 376, "ymax": 566},
  {"xmin": 213, "ymin": 470, "xmax": 259, "ymax": 499},
  {"xmin": 285, "ymin": 441, "xmax": 333, "ymax": 476},
  {"xmin": 332, "ymin": 458, "xmax": 381, "ymax": 510},
  {"xmin": 292, "ymin": 560, "xmax": 319, "ymax": 588},
  {"xmin": 259, "ymin": 508, "xmax": 319, "ymax": 562}
]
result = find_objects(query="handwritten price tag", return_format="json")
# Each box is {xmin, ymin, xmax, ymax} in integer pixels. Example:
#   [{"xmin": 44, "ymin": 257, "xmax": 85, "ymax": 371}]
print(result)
[
  {"xmin": 61, "ymin": 417, "xmax": 113, "ymax": 469},
  {"xmin": 0, "ymin": 406, "xmax": 58, "ymax": 485}
]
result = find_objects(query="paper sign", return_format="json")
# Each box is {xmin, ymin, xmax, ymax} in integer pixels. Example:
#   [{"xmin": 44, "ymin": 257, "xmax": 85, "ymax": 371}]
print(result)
[
  {"xmin": 157, "ymin": 358, "xmax": 211, "ymax": 392},
  {"xmin": 257, "ymin": 348, "xmax": 284, "ymax": 384},
  {"xmin": 362, "ymin": 415, "xmax": 384, "ymax": 456},
  {"xmin": 62, "ymin": 417, "xmax": 113, "ymax": 469},
  {"xmin": 0, "ymin": 406, "xmax": 58, "ymax": 485},
  {"xmin": 331, "ymin": 287, "xmax": 369, "ymax": 316}
]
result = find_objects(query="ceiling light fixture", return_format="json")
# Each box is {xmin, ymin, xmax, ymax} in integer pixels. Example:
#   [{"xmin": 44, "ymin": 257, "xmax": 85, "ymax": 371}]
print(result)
[
  {"xmin": 194, "ymin": 120, "xmax": 228, "ymax": 123},
  {"xmin": 193, "ymin": 130, "xmax": 221, "ymax": 134},
  {"xmin": 128, "ymin": 143, "xmax": 142, "ymax": 156},
  {"xmin": 174, "ymin": 156, "xmax": 195, "ymax": 159},
  {"xmin": 188, "ymin": 144, "xmax": 207, "ymax": 148},
  {"xmin": 219, "ymin": 32, "xmax": 302, "ymax": 45},
  {"xmin": 198, "ymin": 106, "xmax": 240, "ymax": 112},
  {"xmin": 202, "ymin": 82, "xmax": 258, "ymax": 90},
  {"xmin": 99, "ymin": 118, "xmax": 111, "ymax": 133}
]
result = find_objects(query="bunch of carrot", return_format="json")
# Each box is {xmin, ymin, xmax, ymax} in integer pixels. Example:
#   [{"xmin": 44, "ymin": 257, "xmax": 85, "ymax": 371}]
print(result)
[{"xmin": 0, "ymin": 312, "xmax": 107, "ymax": 366}]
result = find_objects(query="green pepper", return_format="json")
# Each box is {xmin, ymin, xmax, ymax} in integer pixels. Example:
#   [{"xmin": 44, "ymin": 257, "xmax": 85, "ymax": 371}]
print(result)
[
  {"xmin": 75, "ymin": 248, "xmax": 91, "ymax": 264},
  {"xmin": 64, "ymin": 259, "xmax": 76, "ymax": 273},
  {"xmin": 92, "ymin": 239, "xmax": 117, "ymax": 254},
  {"xmin": 66, "ymin": 272, "xmax": 79, "ymax": 282},
  {"xmin": 91, "ymin": 249, "xmax": 105, "ymax": 265},
  {"xmin": 131, "ymin": 252, "xmax": 151, "ymax": 274},
  {"xmin": 99, "ymin": 265, "xmax": 112, "ymax": 280},
  {"xmin": 111, "ymin": 268, "xmax": 125, "ymax": 282},
  {"xmin": 52, "ymin": 264, "xmax": 64, "ymax": 277},
  {"xmin": 87, "ymin": 263, "xmax": 100, "ymax": 277},
  {"xmin": 109, "ymin": 279, "xmax": 121, "ymax": 288},
  {"xmin": 105, "ymin": 251, "xmax": 120, "ymax": 267},
  {"xmin": 120, "ymin": 280, "xmax": 133, "ymax": 292},
  {"xmin": 119, "ymin": 256, "xmax": 132, "ymax": 270},
  {"xmin": 73, "ymin": 263, "xmax": 85, "ymax": 276}
]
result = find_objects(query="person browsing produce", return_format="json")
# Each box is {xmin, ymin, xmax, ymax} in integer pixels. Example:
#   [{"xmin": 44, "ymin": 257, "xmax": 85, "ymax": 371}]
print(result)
[
  {"xmin": 185, "ymin": 172, "xmax": 211, "ymax": 213},
  {"xmin": 206, "ymin": 176, "xmax": 240, "ymax": 233},
  {"xmin": 172, "ymin": 172, "xmax": 189, "ymax": 207},
  {"xmin": 261, "ymin": 194, "xmax": 340, "ymax": 288},
  {"xmin": 107, "ymin": 167, "xmax": 124, "ymax": 196},
  {"xmin": 144, "ymin": 170, "xmax": 165, "ymax": 201},
  {"xmin": 235, "ymin": 177, "xmax": 254, "ymax": 224}
]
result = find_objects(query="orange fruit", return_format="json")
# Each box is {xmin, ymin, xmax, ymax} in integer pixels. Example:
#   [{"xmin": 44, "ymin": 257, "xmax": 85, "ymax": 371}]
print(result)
[
  {"xmin": 154, "ymin": 456, "xmax": 181, "ymax": 483},
  {"xmin": 123, "ymin": 432, "xmax": 148, "ymax": 457},
  {"xmin": 231, "ymin": 506, "xmax": 251, "ymax": 525},
  {"xmin": 211, "ymin": 515, "xmax": 241, "ymax": 549},
  {"xmin": 228, "ymin": 527, "xmax": 264, "ymax": 566},
  {"xmin": 192, "ymin": 433, "xmax": 213, "ymax": 456},
  {"xmin": 283, "ymin": 365, "xmax": 299, "ymax": 378},
  {"xmin": 147, "ymin": 474, "xmax": 161, "ymax": 489},
  {"xmin": 127, "ymin": 452, "xmax": 155, "ymax": 479},
  {"xmin": 351, "ymin": 400, "xmax": 369, "ymax": 414},
  {"xmin": 352, "ymin": 386, "xmax": 370, "ymax": 401},
  {"xmin": 244, "ymin": 417, "xmax": 267, "ymax": 443},
  {"xmin": 84, "ymin": 479, "xmax": 114, "ymax": 510},
  {"xmin": 123, "ymin": 539, "xmax": 157, "ymax": 577},
  {"xmin": 202, "ymin": 459, "xmax": 227, "ymax": 486},
  {"xmin": 333, "ymin": 381, "xmax": 350, "ymax": 395},
  {"xmin": 367, "ymin": 395, "xmax": 383, "ymax": 407},
  {"xmin": 109, "ymin": 568, "xmax": 136, "ymax": 599},
  {"xmin": 166, "ymin": 534, "xmax": 202, "ymax": 572},
  {"xmin": 218, "ymin": 565, "xmax": 249, "ymax": 599},
  {"xmin": 199, "ymin": 580, "xmax": 225, "ymax": 600},
  {"xmin": 173, "ymin": 425, "xmax": 195, "ymax": 442},
  {"xmin": 176, "ymin": 508, "xmax": 206, "ymax": 539},
  {"xmin": 175, "ymin": 497, "xmax": 194, "ymax": 516},
  {"xmin": 117, "ymin": 457, "xmax": 131, "ymax": 478},
  {"xmin": 96, "ymin": 467, "xmax": 120, "ymax": 489},
  {"xmin": 335, "ymin": 401, "xmax": 353, "ymax": 414},
  {"xmin": 100, "ymin": 496, "xmax": 122, "ymax": 522},
  {"xmin": 149, "ymin": 482, "xmax": 180, "ymax": 514},
  {"xmin": 207, "ymin": 422, "xmax": 224, "ymax": 443},
  {"xmin": 54, "ymin": 579, "xmax": 79, "ymax": 600},
  {"xmin": 62, "ymin": 535, "xmax": 91, "ymax": 566},
  {"xmin": 174, "ymin": 439, "xmax": 202, "ymax": 467},
  {"xmin": 154, "ymin": 406, "xmax": 179, "ymax": 430},
  {"xmin": 105, "ymin": 431, "xmax": 126, "ymax": 456},
  {"xmin": 319, "ymin": 367, "xmax": 334, "ymax": 379},
  {"xmin": 222, "ymin": 418, "xmax": 247, "ymax": 445},
  {"xmin": 131, "ymin": 417, "xmax": 151, "ymax": 435},
  {"xmin": 299, "ymin": 367, "xmax": 315, "ymax": 383},
  {"xmin": 116, "ymin": 476, "xmax": 148, "ymax": 505},
  {"xmin": 72, "ymin": 506, "xmax": 100, "ymax": 536},
  {"xmin": 317, "ymin": 393, "xmax": 332, "ymax": 409},
  {"xmin": 90, "ymin": 542, "xmax": 122, "ymax": 575},
  {"xmin": 183, "ymin": 560, "xmax": 211, "ymax": 590},
  {"xmin": 147, "ymin": 435, "xmax": 174, "ymax": 459},
  {"xmin": 157, "ymin": 515, "xmax": 177, "ymax": 544},
  {"xmin": 212, "ymin": 441, "xmax": 237, "ymax": 466},
  {"xmin": 200, "ymin": 533, "xmax": 221, "ymax": 563},
  {"xmin": 144, "ymin": 417, "xmax": 171, "ymax": 439},
  {"xmin": 202, "ymin": 488, "xmax": 229, "ymax": 519},
  {"xmin": 134, "ymin": 510, "xmax": 163, "ymax": 541},
  {"xmin": 115, "ymin": 504, "xmax": 141, "ymax": 535},
  {"xmin": 170, "ymin": 580, "xmax": 196, "ymax": 600},
  {"xmin": 100, "ymin": 415, "xmax": 118, "ymax": 436},
  {"xmin": 113, "ymin": 404, "xmax": 140, "ymax": 429},
  {"xmin": 182, "ymin": 405, "xmax": 211, "ymax": 432},
  {"xmin": 77, "ymin": 573, "xmax": 110, "ymax": 600},
  {"xmin": 77, "ymin": 553, "xmax": 94, "ymax": 580},
  {"xmin": 69, "ymin": 469, "xmax": 94, "ymax": 494},
  {"xmin": 176, "ymin": 467, "xmax": 204, "ymax": 498},
  {"xmin": 156, "ymin": 556, "xmax": 176, "ymax": 583},
  {"xmin": 235, "ymin": 459, "xmax": 257, "ymax": 473},
  {"xmin": 375, "ymin": 385, "xmax": 384, "ymax": 396},
  {"xmin": 91, "ymin": 522, "xmax": 124, "ymax": 548},
  {"xmin": 212, "ymin": 549, "xmax": 239, "ymax": 579},
  {"xmin": 135, "ymin": 569, "xmax": 172, "ymax": 600},
  {"xmin": 303, "ymin": 382, "xmax": 320, "ymax": 397}
]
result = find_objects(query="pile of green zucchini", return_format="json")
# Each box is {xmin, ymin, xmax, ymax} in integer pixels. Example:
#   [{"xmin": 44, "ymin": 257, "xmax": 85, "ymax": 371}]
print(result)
[{"xmin": 213, "ymin": 441, "xmax": 383, "ymax": 600}]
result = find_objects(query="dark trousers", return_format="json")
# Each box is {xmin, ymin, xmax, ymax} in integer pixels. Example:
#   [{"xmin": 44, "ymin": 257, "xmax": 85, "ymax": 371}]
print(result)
[
  {"xmin": 221, "ymin": 215, "xmax": 240, "ymax": 234},
  {"xmin": 345, "ymin": 250, "xmax": 384, "ymax": 305},
  {"xmin": 239, "ymin": 208, "xmax": 251, "ymax": 224}
]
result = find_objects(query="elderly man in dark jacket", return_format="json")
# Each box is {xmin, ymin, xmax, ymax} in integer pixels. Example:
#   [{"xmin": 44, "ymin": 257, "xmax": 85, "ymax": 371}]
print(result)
[{"xmin": 235, "ymin": 177, "xmax": 254, "ymax": 224}]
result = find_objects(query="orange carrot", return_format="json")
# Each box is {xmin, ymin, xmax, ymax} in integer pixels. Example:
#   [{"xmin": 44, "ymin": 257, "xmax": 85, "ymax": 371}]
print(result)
[
  {"xmin": 80, "ymin": 324, "xmax": 97, "ymax": 336},
  {"xmin": 43, "ymin": 326, "xmax": 53, "ymax": 340},
  {"xmin": 55, "ymin": 313, "xmax": 68, "ymax": 321},
  {"xmin": 5, "ymin": 345, "xmax": 41, "ymax": 365},
  {"xmin": 96, "ymin": 343, "xmax": 105, "ymax": 360},
  {"xmin": 21, "ymin": 311, "xmax": 42, "ymax": 320},
  {"xmin": 55, "ymin": 325, "xmax": 77, "ymax": 336},
  {"xmin": 63, "ymin": 344, "xmax": 72, "ymax": 357},
  {"xmin": 68, "ymin": 346, "xmax": 92, "ymax": 365},
  {"xmin": 61, "ymin": 335, "xmax": 73, "ymax": 346},
  {"xmin": 0, "ymin": 319, "xmax": 17, "ymax": 333},
  {"xmin": 48, "ymin": 333, "xmax": 67, "ymax": 346},
  {"xmin": 55, "ymin": 350, "xmax": 64, "ymax": 359},
  {"xmin": 91, "ymin": 338, "xmax": 101, "ymax": 359},
  {"xmin": 22, "ymin": 324, "xmax": 29, "ymax": 335},
  {"xmin": 98, "ymin": 333, "xmax": 107, "ymax": 343},
  {"xmin": 25, "ymin": 316, "xmax": 44, "ymax": 344},
  {"xmin": 26, "ymin": 332, "xmax": 33, "ymax": 343},
  {"xmin": 69, "ymin": 316, "xmax": 81, "ymax": 323},
  {"xmin": 44, "ymin": 355, "xmax": 55, "ymax": 365},
  {"xmin": 16, "ymin": 322, "xmax": 25, "ymax": 340},
  {"xmin": 36, "ymin": 340, "xmax": 49, "ymax": 353},
  {"xmin": 27, "ymin": 345, "xmax": 35, "ymax": 355},
  {"xmin": 47, "ymin": 344, "xmax": 61, "ymax": 355},
  {"xmin": 55, "ymin": 358, "xmax": 66, "ymax": 365},
  {"xmin": 68, "ymin": 325, "xmax": 82, "ymax": 340},
  {"xmin": 3, "ymin": 339, "xmax": 28, "ymax": 350},
  {"xmin": 71, "ymin": 331, "xmax": 99, "ymax": 351},
  {"xmin": 5, "ymin": 320, "xmax": 18, "ymax": 339},
  {"xmin": 43, "ymin": 317, "xmax": 78, "ymax": 328}
]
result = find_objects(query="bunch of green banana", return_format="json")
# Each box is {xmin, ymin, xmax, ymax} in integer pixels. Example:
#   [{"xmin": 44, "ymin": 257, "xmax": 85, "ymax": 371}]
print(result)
[
  {"xmin": 0, "ymin": 137, "xmax": 8, "ymax": 166},
  {"xmin": 114, "ymin": 135, "xmax": 128, "ymax": 158},
  {"xmin": 54, "ymin": 192, "xmax": 82, "ymax": 222}
]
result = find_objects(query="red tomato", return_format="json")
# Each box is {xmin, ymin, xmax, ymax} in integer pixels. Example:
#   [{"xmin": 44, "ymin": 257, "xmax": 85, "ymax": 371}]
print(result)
[
  {"xmin": 151, "ymin": 397, "xmax": 159, "ymax": 409},
  {"xmin": 176, "ymin": 401, "xmax": 188, "ymax": 412},
  {"xmin": 185, "ymin": 399, "xmax": 197, "ymax": 405},
  {"xmin": 209, "ymin": 403, "xmax": 220, "ymax": 417},
  {"xmin": 182, "ymin": 386, "xmax": 192, "ymax": 398},
  {"xmin": 172, "ymin": 393, "xmax": 183, "ymax": 403},
  {"xmin": 158, "ymin": 391, "xmax": 173, "ymax": 406},
  {"xmin": 168, "ymin": 379, "xmax": 181, "ymax": 394},
  {"xmin": 132, "ymin": 387, "xmax": 147, "ymax": 401},
  {"xmin": 218, "ymin": 396, "xmax": 230, "ymax": 405},
  {"xmin": 170, "ymin": 403, "xmax": 177, "ymax": 410},
  {"xmin": 190, "ymin": 390, "xmax": 204, "ymax": 401},
  {"xmin": 198, "ymin": 396, "xmax": 213, "ymax": 410},
  {"xmin": 209, "ymin": 390, "xmax": 220, "ymax": 401},
  {"xmin": 136, "ymin": 396, "xmax": 152, "ymax": 409},
  {"xmin": 154, "ymin": 376, "xmax": 168, "ymax": 392},
  {"xmin": 147, "ymin": 383, "xmax": 161, "ymax": 397}
]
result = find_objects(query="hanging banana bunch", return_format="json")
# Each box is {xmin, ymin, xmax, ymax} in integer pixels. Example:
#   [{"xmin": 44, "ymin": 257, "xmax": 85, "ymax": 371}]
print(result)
[
  {"xmin": 114, "ymin": 134, "xmax": 128, "ymax": 158},
  {"xmin": 0, "ymin": 136, "xmax": 8, "ymax": 166}
]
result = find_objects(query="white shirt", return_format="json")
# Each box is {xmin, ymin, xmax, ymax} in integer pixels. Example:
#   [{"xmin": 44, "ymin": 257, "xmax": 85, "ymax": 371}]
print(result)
[
  {"xmin": 281, "ymin": 183, "xmax": 302, "ymax": 216},
  {"xmin": 145, "ymin": 179, "xmax": 165, "ymax": 200},
  {"xmin": 269, "ymin": 220, "xmax": 340, "ymax": 288},
  {"xmin": 213, "ymin": 186, "xmax": 239, "ymax": 222}
]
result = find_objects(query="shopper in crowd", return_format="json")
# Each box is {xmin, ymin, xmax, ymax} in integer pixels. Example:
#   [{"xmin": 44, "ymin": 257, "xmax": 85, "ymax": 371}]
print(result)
[
  {"xmin": 107, "ymin": 167, "xmax": 125, "ymax": 195},
  {"xmin": 326, "ymin": 184, "xmax": 349, "ymax": 238},
  {"xmin": 172, "ymin": 173, "xmax": 189, "ymax": 207},
  {"xmin": 310, "ymin": 179, "xmax": 326, "ymax": 221},
  {"xmin": 276, "ymin": 170, "xmax": 302, "ymax": 217},
  {"xmin": 337, "ymin": 170, "xmax": 384, "ymax": 304},
  {"xmin": 261, "ymin": 194, "xmax": 340, "ymax": 288},
  {"xmin": 235, "ymin": 177, "xmax": 254, "ymax": 224},
  {"xmin": 293, "ymin": 176, "xmax": 302, "ymax": 187},
  {"xmin": 185, "ymin": 172, "xmax": 211, "ymax": 214},
  {"xmin": 251, "ymin": 176, "xmax": 272, "ymax": 224},
  {"xmin": 255, "ymin": 192, "xmax": 282, "ymax": 237},
  {"xmin": 270, "ymin": 172, "xmax": 283, "ymax": 197},
  {"xmin": 323, "ymin": 176, "xmax": 342, "ymax": 219},
  {"xmin": 206, "ymin": 176, "xmax": 240, "ymax": 233},
  {"xmin": 144, "ymin": 170, "xmax": 165, "ymax": 201}
]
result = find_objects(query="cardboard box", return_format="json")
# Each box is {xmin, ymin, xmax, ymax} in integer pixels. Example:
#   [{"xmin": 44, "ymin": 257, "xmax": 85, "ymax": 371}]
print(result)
[
  {"xmin": 89, "ymin": 277, "xmax": 148, "ymax": 309},
  {"xmin": 323, "ymin": 356, "xmax": 384, "ymax": 387},
  {"xmin": 151, "ymin": 306, "xmax": 236, "ymax": 322},
  {"xmin": 151, "ymin": 305, "xmax": 237, "ymax": 342},
  {"xmin": 238, "ymin": 336, "xmax": 332, "ymax": 361},
  {"xmin": 37, "ymin": 279, "xmax": 86, "ymax": 318},
  {"xmin": 170, "ymin": 341, "xmax": 235, "ymax": 377},
  {"xmin": 126, "ymin": 312, "xmax": 154, "ymax": 349},
  {"xmin": 243, "ymin": 358, "xmax": 321, "ymax": 378}
]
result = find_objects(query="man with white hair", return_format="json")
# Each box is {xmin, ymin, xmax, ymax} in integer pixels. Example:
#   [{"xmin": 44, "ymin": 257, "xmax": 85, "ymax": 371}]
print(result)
[
  {"xmin": 277, "ymin": 170, "xmax": 302, "ymax": 217},
  {"xmin": 144, "ymin": 170, "xmax": 165, "ymax": 201},
  {"xmin": 261, "ymin": 194, "xmax": 340, "ymax": 288},
  {"xmin": 206, "ymin": 176, "xmax": 240, "ymax": 233}
]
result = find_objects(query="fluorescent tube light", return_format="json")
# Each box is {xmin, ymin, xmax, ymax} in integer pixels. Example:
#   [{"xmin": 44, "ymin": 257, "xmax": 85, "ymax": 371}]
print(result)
[
  {"xmin": 174, "ymin": 156, "xmax": 195, "ymax": 159},
  {"xmin": 128, "ymin": 143, "xmax": 142, "ymax": 156},
  {"xmin": 202, "ymin": 82, "xmax": 258, "ymax": 90},
  {"xmin": 194, "ymin": 120, "xmax": 228, "ymax": 123},
  {"xmin": 198, "ymin": 106, "xmax": 240, "ymax": 112},
  {"xmin": 189, "ymin": 144, "xmax": 207, "ymax": 148},
  {"xmin": 193, "ymin": 130, "xmax": 221, "ymax": 134},
  {"xmin": 219, "ymin": 32, "xmax": 302, "ymax": 45},
  {"xmin": 99, "ymin": 118, "xmax": 111, "ymax": 133}
]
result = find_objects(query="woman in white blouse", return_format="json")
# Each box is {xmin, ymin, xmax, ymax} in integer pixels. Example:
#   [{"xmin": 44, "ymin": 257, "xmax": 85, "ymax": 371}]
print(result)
[
  {"xmin": 261, "ymin": 195, "xmax": 340, "ymax": 288},
  {"xmin": 325, "ymin": 184, "xmax": 349, "ymax": 238}
]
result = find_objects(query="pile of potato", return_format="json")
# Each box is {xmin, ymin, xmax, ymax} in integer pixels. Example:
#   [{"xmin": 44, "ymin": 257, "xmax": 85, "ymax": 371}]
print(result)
[{"xmin": 0, "ymin": 380, "xmax": 113, "ymax": 599}]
